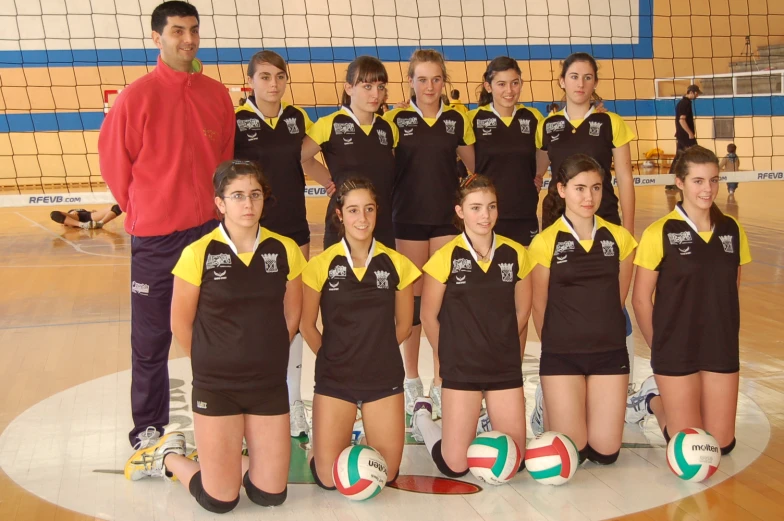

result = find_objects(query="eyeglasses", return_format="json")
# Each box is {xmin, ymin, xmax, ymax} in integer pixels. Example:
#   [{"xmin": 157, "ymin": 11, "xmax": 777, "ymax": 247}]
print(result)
[{"xmin": 224, "ymin": 192, "xmax": 264, "ymax": 203}]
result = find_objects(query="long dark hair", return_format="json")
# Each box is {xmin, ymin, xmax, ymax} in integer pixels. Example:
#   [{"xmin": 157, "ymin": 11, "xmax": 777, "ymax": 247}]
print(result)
[
  {"xmin": 341, "ymin": 56, "xmax": 389, "ymax": 107},
  {"xmin": 559, "ymin": 52, "xmax": 602, "ymax": 105},
  {"xmin": 541, "ymin": 154, "xmax": 604, "ymax": 229},
  {"xmin": 332, "ymin": 177, "xmax": 379, "ymax": 237},
  {"xmin": 213, "ymin": 160, "xmax": 273, "ymax": 220},
  {"xmin": 673, "ymin": 145, "xmax": 724, "ymax": 227},
  {"xmin": 453, "ymin": 174, "xmax": 496, "ymax": 232},
  {"xmin": 477, "ymin": 56, "xmax": 522, "ymax": 107}
]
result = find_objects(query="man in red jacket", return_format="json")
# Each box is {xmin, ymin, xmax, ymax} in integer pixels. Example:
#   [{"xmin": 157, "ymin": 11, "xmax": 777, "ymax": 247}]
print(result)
[{"xmin": 99, "ymin": 1, "xmax": 235, "ymax": 456}]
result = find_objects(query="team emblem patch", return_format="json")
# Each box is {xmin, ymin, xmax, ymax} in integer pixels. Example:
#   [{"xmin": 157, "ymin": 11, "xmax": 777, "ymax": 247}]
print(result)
[
  {"xmin": 377, "ymin": 129, "xmax": 388, "ymax": 146},
  {"xmin": 667, "ymin": 231, "xmax": 693, "ymax": 245},
  {"xmin": 476, "ymin": 118, "xmax": 497, "ymax": 129},
  {"xmin": 262, "ymin": 253, "xmax": 279, "ymax": 273},
  {"xmin": 237, "ymin": 118, "xmax": 260, "ymax": 132},
  {"xmin": 329, "ymin": 265, "xmax": 347, "ymax": 279},
  {"xmin": 499, "ymin": 263, "xmax": 514, "ymax": 283},
  {"xmin": 284, "ymin": 117, "xmax": 299, "ymax": 134},
  {"xmin": 589, "ymin": 121, "xmax": 602, "ymax": 137},
  {"xmin": 205, "ymin": 253, "xmax": 231, "ymax": 270},
  {"xmin": 546, "ymin": 120, "xmax": 565, "ymax": 134},
  {"xmin": 444, "ymin": 120, "xmax": 456, "ymax": 135},
  {"xmin": 519, "ymin": 119, "xmax": 531, "ymax": 134},
  {"xmin": 601, "ymin": 240, "xmax": 615, "ymax": 257},
  {"xmin": 397, "ymin": 117, "xmax": 418, "ymax": 129},
  {"xmin": 334, "ymin": 122, "xmax": 355, "ymax": 135},
  {"xmin": 452, "ymin": 258, "xmax": 472, "ymax": 273},
  {"xmin": 554, "ymin": 240, "xmax": 575, "ymax": 256},
  {"xmin": 719, "ymin": 235, "xmax": 734, "ymax": 253},
  {"xmin": 375, "ymin": 270, "xmax": 390, "ymax": 289},
  {"xmin": 131, "ymin": 281, "xmax": 149, "ymax": 296}
]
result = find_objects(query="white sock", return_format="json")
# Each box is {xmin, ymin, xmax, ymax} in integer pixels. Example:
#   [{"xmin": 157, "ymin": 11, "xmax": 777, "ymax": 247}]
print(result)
[
  {"xmin": 405, "ymin": 377, "xmax": 422, "ymax": 386},
  {"xmin": 287, "ymin": 333, "xmax": 303, "ymax": 404},
  {"xmin": 414, "ymin": 412, "xmax": 442, "ymax": 454}
]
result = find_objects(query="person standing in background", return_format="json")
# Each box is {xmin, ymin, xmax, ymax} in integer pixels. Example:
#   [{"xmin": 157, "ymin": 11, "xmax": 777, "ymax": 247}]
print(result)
[{"xmin": 667, "ymin": 84, "xmax": 701, "ymax": 190}]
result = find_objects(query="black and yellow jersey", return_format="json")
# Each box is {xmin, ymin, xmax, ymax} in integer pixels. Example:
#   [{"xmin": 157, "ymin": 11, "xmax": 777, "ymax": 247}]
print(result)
[
  {"xmin": 384, "ymin": 102, "xmax": 476, "ymax": 226},
  {"xmin": 635, "ymin": 204, "xmax": 751, "ymax": 357},
  {"xmin": 536, "ymin": 108, "xmax": 635, "ymax": 225},
  {"xmin": 234, "ymin": 97, "xmax": 312, "ymax": 237},
  {"xmin": 307, "ymin": 106, "xmax": 398, "ymax": 246},
  {"xmin": 302, "ymin": 239, "xmax": 420, "ymax": 391},
  {"xmin": 423, "ymin": 233, "xmax": 533, "ymax": 382},
  {"xmin": 528, "ymin": 215, "xmax": 637, "ymax": 354},
  {"xmin": 468, "ymin": 103, "xmax": 544, "ymax": 220},
  {"xmin": 172, "ymin": 224, "xmax": 307, "ymax": 391}
]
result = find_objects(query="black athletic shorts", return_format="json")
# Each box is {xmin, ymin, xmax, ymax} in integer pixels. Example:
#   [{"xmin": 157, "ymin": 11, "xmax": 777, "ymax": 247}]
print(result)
[
  {"xmin": 393, "ymin": 222, "xmax": 459, "ymax": 241},
  {"xmin": 493, "ymin": 218, "xmax": 540, "ymax": 246},
  {"xmin": 441, "ymin": 378, "xmax": 523, "ymax": 391},
  {"xmin": 539, "ymin": 348, "xmax": 630, "ymax": 376},
  {"xmin": 69, "ymin": 209, "xmax": 92, "ymax": 222},
  {"xmin": 651, "ymin": 344, "xmax": 739, "ymax": 377},
  {"xmin": 314, "ymin": 383, "xmax": 402, "ymax": 407},
  {"xmin": 191, "ymin": 385, "xmax": 289, "ymax": 417}
]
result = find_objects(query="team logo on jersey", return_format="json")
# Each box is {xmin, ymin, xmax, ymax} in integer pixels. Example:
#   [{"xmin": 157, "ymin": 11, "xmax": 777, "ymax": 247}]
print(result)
[
  {"xmin": 476, "ymin": 118, "xmax": 497, "ymax": 129},
  {"xmin": 261, "ymin": 253, "xmax": 279, "ymax": 273},
  {"xmin": 452, "ymin": 258, "xmax": 472, "ymax": 274},
  {"xmin": 444, "ymin": 120, "xmax": 457, "ymax": 135},
  {"xmin": 519, "ymin": 119, "xmax": 531, "ymax": 134},
  {"xmin": 667, "ymin": 231, "xmax": 693, "ymax": 245},
  {"xmin": 546, "ymin": 120, "xmax": 566, "ymax": 134},
  {"xmin": 213, "ymin": 270, "xmax": 227, "ymax": 281},
  {"xmin": 237, "ymin": 118, "xmax": 260, "ymax": 132},
  {"xmin": 679, "ymin": 247, "xmax": 692, "ymax": 256},
  {"xmin": 396, "ymin": 117, "xmax": 418, "ymax": 129},
  {"xmin": 131, "ymin": 281, "xmax": 149, "ymax": 296},
  {"xmin": 455, "ymin": 274, "xmax": 467, "ymax": 285},
  {"xmin": 377, "ymin": 129, "xmax": 388, "ymax": 146},
  {"xmin": 284, "ymin": 117, "xmax": 299, "ymax": 134},
  {"xmin": 328, "ymin": 281, "xmax": 340, "ymax": 291},
  {"xmin": 554, "ymin": 240, "xmax": 575, "ymax": 256},
  {"xmin": 333, "ymin": 122, "xmax": 356, "ymax": 135},
  {"xmin": 205, "ymin": 253, "xmax": 231, "ymax": 270},
  {"xmin": 329, "ymin": 265, "xmax": 347, "ymax": 279},
  {"xmin": 499, "ymin": 263, "xmax": 514, "ymax": 283},
  {"xmin": 589, "ymin": 121, "xmax": 603, "ymax": 137},
  {"xmin": 343, "ymin": 137, "xmax": 353, "ymax": 145},
  {"xmin": 246, "ymin": 132, "xmax": 258, "ymax": 142},
  {"xmin": 375, "ymin": 270, "xmax": 390, "ymax": 289},
  {"xmin": 601, "ymin": 240, "xmax": 615, "ymax": 257},
  {"xmin": 719, "ymin": 235, "xmax": 734, "ymax": 253},
  {"xmin": 196, "ymin": 401, "xmax": 207, "ymax": 409}
]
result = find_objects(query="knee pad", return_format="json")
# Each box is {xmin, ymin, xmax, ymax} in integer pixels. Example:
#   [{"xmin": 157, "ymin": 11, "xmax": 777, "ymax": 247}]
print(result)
[
  {"xmin": 518, "ymin": 459, "xmax": 526, "ymax": 473},
  {"xmin": 580, "ymin": 444, "xmax": 619, "ymax": 465},
  {"xmin": 111, "ymin": 204, "xmax": 122, "ymax": 216},
  {"xmin": 721, "ymin": 437, "xmax": 736, "ymax": 456},
  {"xmin": 412, "ymin": 296, "xmax": 422, "ymax": 326},
  {"xmin": 243, "ymin": 471, "xmax": 287, "ymax": 507},
  {"xmin": 50, "ymin": 211, "xmax": 66, "ymax": 224},
  {"xmin": 309, "ymin": 458, "xmax": 336, "ymax": 490},
  {"xmin": 188, "ymin": 471, "xmax": 240, "ymax": 514},
  {"xmin": 663, "ymin": 426, "xmax": 671, "ymax": 444},
  {"xmin": 430, "ymin": 440, "xmax": 469, "ymax": 478},
  {"xmin": 387, "ymin": 470, "xmax": 400, "ymax": 485}
]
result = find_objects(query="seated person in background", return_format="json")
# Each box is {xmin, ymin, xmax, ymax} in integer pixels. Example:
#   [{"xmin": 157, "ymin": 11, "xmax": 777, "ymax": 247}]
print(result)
[{"xmin": 50, "ymin": 204, "xmax": 123, "ymax": 229}]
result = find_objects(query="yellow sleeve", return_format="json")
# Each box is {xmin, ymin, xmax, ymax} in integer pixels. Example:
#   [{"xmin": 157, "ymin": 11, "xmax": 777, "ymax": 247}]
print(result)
[
  {"xmin": 607, "ymin": 223, "xmax": 638, "ymax": 261},
  {"xmin": 461, "ymin": 111, "xmax": 476, "ymax": 146},
  {"xmin": 529, "ymin": 106, "xmax": 545, "ymax": 126},
  {"xmin": 609, "ymin": 112, "xmax": 636, "ymax": 148},
  {"xmin": 283, "ymin": 237, "xmax": 307, "ymax": 280},
  {"xmin": 511, "ymin": 241, "xmax": 534, "ymax": 279},
  {"xmin": 634, "ymin": 222, "xmax": 665, "ymax": 271},
  {"xmin": 301, "ymin": 108, "xmax": 314, "ymax": 132},
  {"xmin": 171, "ymin": 243, "xmax": 204, "ymax": 287},
  {"xmin": 306, "ymin": 113, "xmax": 334, "ymax": 145},
  {"xmin": 527, "ymin": 230, "xmax": 554, "ymax": 269},
  {"xmin": 382, "ymin": 108, "xmax": 401, "ymax": 125},
  {"xmin": 535, "ymin": 116, "xmax": 546, "ymax": 149},
  {"xmin": 422, "ymin": 243, "xmax": 453, "ymax": 283},
  {"xmin": 391, "ymin": 251, "xmax": 422, "ymax": 290},
  {"xmin": 389, "ymin": 119, "xmax": 400, "ymax": 148},
  {"xmin": 467, "ymin": 108, "xmax": 478, "ymax": 127},
  {"xmin": 302, "ymin": 254, "xmax": 328, "ymax": 292},
  {"xmin": 733, "ymin": 218, "xmax": 752, "ymax": 265}
]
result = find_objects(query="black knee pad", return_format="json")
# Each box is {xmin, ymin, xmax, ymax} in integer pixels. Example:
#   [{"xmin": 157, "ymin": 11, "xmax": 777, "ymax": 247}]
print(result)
[
  {"xmin": 50, "ymin": 211, "xmax": 66, "ymax": 224},
  {"xmin": 721, "ymin": 437, "xmax": 736, "ymax": 456},
  {"xmin": 412, "ymin": 296, "xmax": 422, "ymax": 326},
  {"xmin": 188, "ymin": 471, "xmax": 240, "ymax": 514},
  {"xmin": 518, "ymin": 459, "xmax": 526, "ymax": 473},
  {"xmin": 580, "ymin": 444, "xmax": 619, "ymax": 465},
  {"xmin": 309, "ymin": 457, "xmax": 336, "ymax": 490},
  {"xmin": 243, "ymin": 471, "xmax": 287, "ymax": 507},
  {"xmin": 387, "ymin": 470, "xmax": 400, "ymax": 484},
  {"xmin": 111, "ymin": 204, "xmax": 122, "ymax": 216},
  {"xmin": 663, "ymin": 426, "xmax": 671, "ymax": 444},
  {"xmin": 431, "ymin": 440, "xmax": 469, "ymax": 478}
]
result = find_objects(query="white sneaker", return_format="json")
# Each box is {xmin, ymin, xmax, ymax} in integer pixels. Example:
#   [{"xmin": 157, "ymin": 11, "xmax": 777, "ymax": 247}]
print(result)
[
  {"xmin": 124, "ymin": 431, "xmax": 186, "ymax": 481},
  {"xmin": 530, "ymin": 383, "xmax": 544, "ymax": 436},
  {"xmin": 409, "ymin": 397, "xmax": 433, "ymax": 443},
  {"xmin": 290, "ymin": 400, "xmax": 308, "ymax": 437},
  {"xmin": 132, "ymin": 426, "xmax": 161, "ymax": 450},
  {"xmin": 626, "ymin": 376, "xmax": 659, "ymax": 424},
  {"xmin": 476, "ymin": 409, "xmax": 492, "ymax": 435},
  {"xmin": 428, "ymin": 384, "xmax": 442, "ymax": 418},
  {"xmin": 404, "ymin": 377, "xmax": 424, "ymax": 415},
  {"xmin": 627, "ymin": 382, "xmax": 637, "ymax": 396}
]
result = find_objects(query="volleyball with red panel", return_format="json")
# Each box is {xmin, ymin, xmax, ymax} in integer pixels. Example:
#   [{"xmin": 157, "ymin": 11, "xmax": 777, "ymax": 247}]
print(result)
[
  {"xmin": 524, "ymin": 432, "xmax": 580, "ymax": 485},
  {"xmin": 332, "ymin": 445, "xmax": 388, "ymax": 500},
  {"xmin": 467, "ymin": 431, "xmax": 522, "ymax": 485}
]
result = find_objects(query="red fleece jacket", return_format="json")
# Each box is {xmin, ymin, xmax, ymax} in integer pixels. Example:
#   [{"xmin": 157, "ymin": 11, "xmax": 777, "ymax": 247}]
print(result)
[{"xmin": 98, "ymin": 56, "xmax": 235, "ymax": 237}]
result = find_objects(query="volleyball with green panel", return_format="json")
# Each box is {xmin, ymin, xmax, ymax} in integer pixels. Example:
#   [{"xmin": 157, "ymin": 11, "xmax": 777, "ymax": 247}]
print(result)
[
  {"xmin": 524, "ymin": 432, "xmax": 580, "ymax": 486},
  {"xmin": 666, "ymin": 428, "xmax": 721, "ymax": 482},
  {"xmin": 332, "ymin": 445, "xmax": 388, "ymax": 500},
  {"xmin": 467, "ymin": 431, "xmax": 522, "ymax": 485}
]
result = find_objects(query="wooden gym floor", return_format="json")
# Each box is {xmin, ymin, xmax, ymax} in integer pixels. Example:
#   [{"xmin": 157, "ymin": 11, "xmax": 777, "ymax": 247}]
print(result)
[{"xmin": 0, "ymin": 182, "xmax": 783, "ymax": 520}]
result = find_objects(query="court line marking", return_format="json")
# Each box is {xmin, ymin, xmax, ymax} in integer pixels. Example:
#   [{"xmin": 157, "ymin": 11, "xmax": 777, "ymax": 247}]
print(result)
[
  {"xmin": 14, "ymin": 212, "xmax": 127, "ymax": 259},
  {"xmin": 0, "ymin": 319, "xmax": 129, "ymax": 331}
]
